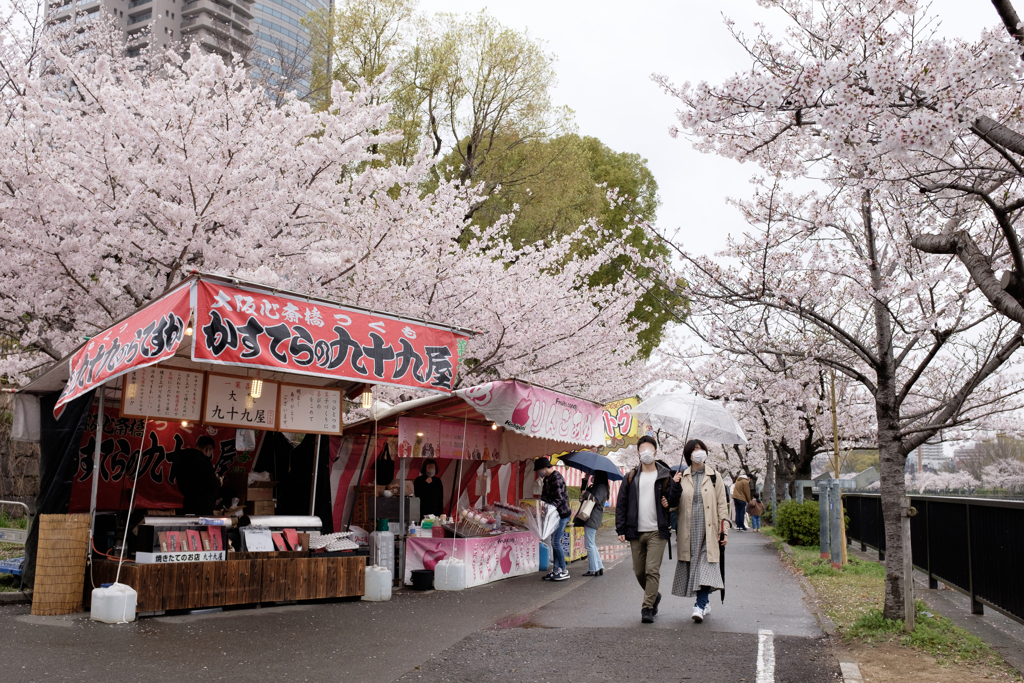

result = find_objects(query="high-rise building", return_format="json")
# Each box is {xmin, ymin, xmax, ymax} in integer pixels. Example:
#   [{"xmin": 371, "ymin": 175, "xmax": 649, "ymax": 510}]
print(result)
[{"xmin": 45, "ymin": 0, "xmax": 325, "ymax": 97}]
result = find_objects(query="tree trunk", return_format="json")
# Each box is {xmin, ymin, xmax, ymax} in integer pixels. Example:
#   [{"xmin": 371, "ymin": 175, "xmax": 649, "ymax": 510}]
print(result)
[{"xmin": 877, "ymin": 423, "xmax": 909, "ymax": 620}]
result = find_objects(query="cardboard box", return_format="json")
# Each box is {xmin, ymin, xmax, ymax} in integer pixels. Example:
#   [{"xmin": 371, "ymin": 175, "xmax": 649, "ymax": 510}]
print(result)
[
  {"xmin": 247, "ymin": 480, "xmax": 277, "ymax": 501},
  {"xmin": 245, "ymin": 500, "xmax": 275, "ymax": 516},
  {"xmin": 297, "ymin": 533, "xmax": 309, "ymax": 553}
]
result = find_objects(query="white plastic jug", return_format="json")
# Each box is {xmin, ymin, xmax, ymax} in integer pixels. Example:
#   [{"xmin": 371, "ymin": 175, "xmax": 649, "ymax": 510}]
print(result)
[
  {"xmin": 369, "ymin": 530, "xmax": 395, "ymax": 574},
  {"xmin": 90, "ymin": 583, "xmax": 138, "ymax": 624},
  {"xmin": 433, "ymin": 558, "xmax": 466, "ymax": 591},
  {"xmin": 361, "ymin": 565, "xmax": 393, "ymax": 601}
]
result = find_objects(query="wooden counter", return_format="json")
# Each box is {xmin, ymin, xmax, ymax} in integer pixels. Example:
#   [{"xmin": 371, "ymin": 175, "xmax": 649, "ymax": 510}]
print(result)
[{"xmin": 90, "ymin": 554, "xmax": 365, "ymax": 613}]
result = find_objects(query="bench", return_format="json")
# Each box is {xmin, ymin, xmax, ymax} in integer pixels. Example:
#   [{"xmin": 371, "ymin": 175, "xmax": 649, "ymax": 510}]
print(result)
[{"xmin": 0, "ymin": 500, "xmax": 31, "ymax": 591}]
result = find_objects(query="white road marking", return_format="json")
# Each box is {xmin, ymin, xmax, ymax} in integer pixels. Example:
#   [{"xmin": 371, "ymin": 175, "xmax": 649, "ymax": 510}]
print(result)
[{"xmin": 756, "ymin": 628, "xmax": 775, "ymax": 683}]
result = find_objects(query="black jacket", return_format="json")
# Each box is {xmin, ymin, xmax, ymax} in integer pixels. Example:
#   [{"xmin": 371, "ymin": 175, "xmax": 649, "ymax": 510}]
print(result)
[
  {"xmin": 615, "ymin": 463, "xmax": 672, "ymax": 540},
  {"xmin": 413, "ymin": 474, "xmax": 445, "ymax": 518},
  {"xmin": 541, "ymin": 470, "xmax": 571, "ymax": 519}
]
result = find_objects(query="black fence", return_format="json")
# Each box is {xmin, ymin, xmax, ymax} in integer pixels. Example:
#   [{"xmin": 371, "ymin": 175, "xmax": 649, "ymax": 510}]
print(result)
[{"xmin": 845, "ymin": 493, "xmax": 1024, "ymax": 625}]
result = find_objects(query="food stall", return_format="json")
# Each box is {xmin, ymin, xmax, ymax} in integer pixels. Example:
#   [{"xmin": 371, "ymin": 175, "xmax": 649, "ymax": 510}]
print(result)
[
  {"xmin": 331, "ymin": 379, "xmax": 608, "ymax": 589},
  {"xmin": 15, "ymin": 272, "xmax": 476, "ymax": 616}
]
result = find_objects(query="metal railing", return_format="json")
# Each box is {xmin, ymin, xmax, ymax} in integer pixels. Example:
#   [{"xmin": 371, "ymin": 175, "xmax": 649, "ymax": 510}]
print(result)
[
  {"xmin": 127, "ymin": 12, "xmax": 151, "ymax": 25},
  {"xmin": 845, "ymin": 493, "xmax": 1024, "ymax": 625},
  {"xmin": 127, "ymin": 0, "xmax": 151, "ymax": 8}
]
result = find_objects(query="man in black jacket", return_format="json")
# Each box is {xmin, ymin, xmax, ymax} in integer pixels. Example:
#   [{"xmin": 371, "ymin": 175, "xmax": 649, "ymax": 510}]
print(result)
[
  {"xmin": 615, "ymin": 435, "xmax": 672, "ymax": 623},
  {"xmin": 536, "ymin": 457, "xmax": 571, "ymax": 581}
]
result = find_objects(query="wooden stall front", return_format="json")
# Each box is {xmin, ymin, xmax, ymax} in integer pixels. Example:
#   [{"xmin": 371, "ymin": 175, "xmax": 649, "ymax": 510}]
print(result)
[{"xmin": 89, "ymin": 554, "xmax": 365, "ymax": 613}]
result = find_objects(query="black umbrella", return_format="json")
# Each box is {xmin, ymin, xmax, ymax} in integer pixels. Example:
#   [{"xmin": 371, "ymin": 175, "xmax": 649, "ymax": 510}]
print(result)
[{"xmin": 719, "ymin": 519, "xmax": 729, "ymax": 603}]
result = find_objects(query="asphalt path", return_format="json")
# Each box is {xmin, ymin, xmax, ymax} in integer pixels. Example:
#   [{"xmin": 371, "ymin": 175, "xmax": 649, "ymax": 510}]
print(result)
[{"xmin": 0, "ymin": 531, "xmax": 840, "ymax": 683}]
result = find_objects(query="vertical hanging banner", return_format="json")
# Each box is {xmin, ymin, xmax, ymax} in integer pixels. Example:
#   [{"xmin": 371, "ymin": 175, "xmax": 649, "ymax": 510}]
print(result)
[
  {"xmin": 601, "ymin": 396, "xmax": 642, "ymax": 452},
  {"xmin": 54, "ymin": 282, "xmax": 193, "ymax": 415},
  {"xmin": 278, "ymin": 384, "xmax": 343, "ymax": 435},
  {"xmin": 121, "ymin": 366, "xmax": 205, "ymax": 421},
  {"xmin": 191, "ymin": 280, "xmax": 469, "ymax": 393}
]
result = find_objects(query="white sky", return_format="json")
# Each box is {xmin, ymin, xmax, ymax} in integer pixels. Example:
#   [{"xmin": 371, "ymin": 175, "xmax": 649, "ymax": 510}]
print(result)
[{"xmin": 419, "ymin": 0, "xmax": 1000, "ymax": 257}]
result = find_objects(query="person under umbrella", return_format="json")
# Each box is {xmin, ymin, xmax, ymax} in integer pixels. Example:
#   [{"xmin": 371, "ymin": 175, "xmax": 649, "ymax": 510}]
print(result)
[{"xmin": 664, "ymin": 439, "xmax": 730, "ymax": 623}]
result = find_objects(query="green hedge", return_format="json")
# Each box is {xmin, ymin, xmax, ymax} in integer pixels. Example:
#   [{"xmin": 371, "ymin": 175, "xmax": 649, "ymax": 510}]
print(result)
[{"xmin": 775, "ymin": 500, "xmax": 820, "ymax": 546}]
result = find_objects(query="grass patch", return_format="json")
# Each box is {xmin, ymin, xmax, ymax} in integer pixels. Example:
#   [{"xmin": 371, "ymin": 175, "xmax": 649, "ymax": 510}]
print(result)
[
  {"xmin": 0, "ymin": 512, "xmax": 28, "ymax": 530},
  {"xmin": 849, "ymin": 602, "xmax": 995, "ymax": 665},
  {"xmin": 0, "ymin": 570, "xmax": 24, "ymax": 592}
]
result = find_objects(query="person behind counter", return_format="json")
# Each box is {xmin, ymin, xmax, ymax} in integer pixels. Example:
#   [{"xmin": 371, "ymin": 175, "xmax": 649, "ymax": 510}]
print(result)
[
  {"xmin": 174, "ymin": 435, "xmax": 222, "ymax": 516},
  {"xmin": 413, "ymin": 458, "xmax": 444, "ymax": 518}
]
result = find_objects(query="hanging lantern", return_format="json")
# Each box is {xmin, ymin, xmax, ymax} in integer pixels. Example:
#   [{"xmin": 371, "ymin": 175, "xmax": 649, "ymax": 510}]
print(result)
[
  {"xmin": 361, "ymin": 387, "xmax": 373, "ymax": 409},
  {"xmin": 250, "ymin": 378, "xmax": 263, "ymax": 399}
]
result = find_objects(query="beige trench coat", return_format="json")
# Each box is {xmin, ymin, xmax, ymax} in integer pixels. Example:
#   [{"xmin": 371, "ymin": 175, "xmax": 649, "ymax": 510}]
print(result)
[{"xmin": 673, "ymin": 466, "xmax": 730, "ymax": 564}]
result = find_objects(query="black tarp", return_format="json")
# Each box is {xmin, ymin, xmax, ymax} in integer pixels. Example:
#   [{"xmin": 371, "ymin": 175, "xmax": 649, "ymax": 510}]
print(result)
[
  {"xmin": 22, "ymin": 389, "xmax": 96, "ymax": 587},
  {"xmin": 276, "ymin": 434, "xmax": 333, "ymax": 533}
]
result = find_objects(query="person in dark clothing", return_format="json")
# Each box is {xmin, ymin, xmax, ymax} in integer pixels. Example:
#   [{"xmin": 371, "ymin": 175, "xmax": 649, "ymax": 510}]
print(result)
[
  {"xmin": 616, "ymin": 435, "xmax": 673, "ymax": 623},
  {"xmin": 536, "ymin": 456, "xmax": 571, "ymax": 581},
  {"xmin": 413, "ymin": 458, "xmax": 444, "ymax": 518},
  {"xmin": 581, "ymin": 471, "xmax": 609, "ymax": 577},
  {"xmin": 174, "ymin": 436, "xmax": 220, "ymax": 516}
]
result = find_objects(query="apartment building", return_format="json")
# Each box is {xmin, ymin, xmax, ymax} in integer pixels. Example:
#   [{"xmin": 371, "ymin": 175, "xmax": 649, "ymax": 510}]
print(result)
[
  {"xmin": 47, "ymin": 0, "xmax": 325, "ymax": 97},
  {"xmin": 48, "ymin": 0, "xmax": 255, "ymax": 62}
]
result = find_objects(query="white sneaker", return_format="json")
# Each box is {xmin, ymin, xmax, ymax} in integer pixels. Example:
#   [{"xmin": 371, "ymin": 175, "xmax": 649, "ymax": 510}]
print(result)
[
  {"xmin": 691, "ymin": 606, "xmax": 703, "ymax": 623},
  {"xmin": 702, "ymin": 603, "xmax": 711, "ymax": 618}
]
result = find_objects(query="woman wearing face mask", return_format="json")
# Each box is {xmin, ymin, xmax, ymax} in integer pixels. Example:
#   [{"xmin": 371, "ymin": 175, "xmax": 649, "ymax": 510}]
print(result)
[
  {"xmin": 413, "ymin": 458, "xmax": 444, "ymax": 519},
  {"xmin": 664, "ymin": 439, "xmax": 730, "ymax": 623}
]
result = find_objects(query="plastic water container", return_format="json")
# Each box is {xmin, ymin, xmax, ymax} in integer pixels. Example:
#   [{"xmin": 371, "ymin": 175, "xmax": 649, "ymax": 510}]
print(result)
[
  {"xmin": 369, "ymin": 529, "xmax": 395, "ymax": 573},
  {"xmin": 90, "ymin": 583, "xmax": 137, "ymax": 623},
  {"xmin": 362, "ymin": 565, "xmax": 393, "ymax": 601},
  {"xmin": 433, "ymin": 558, "xmax": 466, "ymax": 591},
  {"xmin": 539, "ymin": 542, "xmax": 550, "ymax": 572}
]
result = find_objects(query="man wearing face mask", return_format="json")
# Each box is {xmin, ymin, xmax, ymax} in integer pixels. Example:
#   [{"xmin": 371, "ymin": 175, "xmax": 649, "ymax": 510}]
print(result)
[
  {"xmin": 664, "ymin": 439, "xmax": 730, "ymax": 623},
  {"xmin": 413, "ymin": 458, "xmax": 444, "ymax": 519},
  {"xmin": 615, "ymin": 435, "xmax": 673, "ymax": 623}
]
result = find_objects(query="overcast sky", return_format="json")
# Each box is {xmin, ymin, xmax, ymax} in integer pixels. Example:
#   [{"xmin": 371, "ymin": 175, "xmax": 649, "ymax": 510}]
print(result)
[{"xmin": 419, "ymin": 0, "xmax": 1000, "ymax": 257}]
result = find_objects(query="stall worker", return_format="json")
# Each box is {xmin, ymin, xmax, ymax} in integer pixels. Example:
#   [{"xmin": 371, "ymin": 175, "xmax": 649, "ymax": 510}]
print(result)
[
  {"xmin": 414, "ymin": 458, "xmax": 445, "ymax": 519},
  {"xmin": 173, "ymin": 435, "xmax": 221, "ymax": 516}
]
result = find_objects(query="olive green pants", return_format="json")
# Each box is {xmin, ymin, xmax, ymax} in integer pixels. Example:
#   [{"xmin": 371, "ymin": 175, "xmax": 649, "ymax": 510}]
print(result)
[{"xmin": 630, "ymin": 531, "xmax": 667, "ymax": 609}]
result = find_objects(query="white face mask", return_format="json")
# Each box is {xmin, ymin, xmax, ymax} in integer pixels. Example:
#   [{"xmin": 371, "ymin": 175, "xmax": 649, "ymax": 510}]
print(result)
[
  {"xmin": 691, "ymin": 450, "xmax": 707, "ymax": 464},
  {"xmin": 639, "ymin": 449, "xmax": 656, "ymax": 465},
  {"xmin": 426, "ymin": 468, "xmax": 436, "ymax": 477}
]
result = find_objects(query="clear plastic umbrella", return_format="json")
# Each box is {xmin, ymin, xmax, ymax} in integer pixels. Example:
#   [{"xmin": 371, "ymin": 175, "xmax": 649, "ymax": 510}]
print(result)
[{"xmin": 632, "ymin": 394, "xmax": 748, "ymax": 444}]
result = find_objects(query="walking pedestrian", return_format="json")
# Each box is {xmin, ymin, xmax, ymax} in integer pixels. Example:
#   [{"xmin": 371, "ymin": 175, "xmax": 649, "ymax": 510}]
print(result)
[
  {"xmin": 579, "ymin": 471, "xmax": 609, "ymax": 577},
  {"xmin": 615, "ymin": 435, "xmax": 673, "ymax": 623},
  {"xmin": 665, "ymin": 439, "xmax": 730, "ymax": 623},
  {"xmin": 732, "ymin": 472, "xmax": 752, "ymax": 531},
  {"xmin": 535, "ymin": 457, "xmax": 572, "ymax": 581},
  {"xmin": 747, "ymin": 493, "xmax": 764, "ymax": 531}
]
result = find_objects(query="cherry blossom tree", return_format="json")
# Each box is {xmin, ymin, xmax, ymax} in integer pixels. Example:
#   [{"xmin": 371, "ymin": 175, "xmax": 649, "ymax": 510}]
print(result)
[
  {"xmin": 0, "ymin": 6, "xmax": 656, "ymax": 403},
  {"xmin": 655, "ymin": 0, "xmax": 1024, "ymax": 622}
]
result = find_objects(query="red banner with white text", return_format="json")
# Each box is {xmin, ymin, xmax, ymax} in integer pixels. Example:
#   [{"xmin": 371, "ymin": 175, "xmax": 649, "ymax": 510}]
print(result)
[
  {"xmin": 68, "ymin": 406, "xmax": 253, "ymax": 512},
  {"xmin": 191, "ymin": 280, "xmax": 468, "ymax": 393},
  {"xmin": 55, "ymin": 283, "xmax": 193, "ymax": 415}
]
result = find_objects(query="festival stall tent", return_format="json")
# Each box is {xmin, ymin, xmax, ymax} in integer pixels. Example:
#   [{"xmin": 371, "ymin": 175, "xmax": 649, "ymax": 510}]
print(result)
[
  {"xmin": 14, "ymin": 272, "xmax": 476, "ymax": 615},
  {"xmin": 328, "ymin": 379, "xmax": 613, "ymax": 587}
]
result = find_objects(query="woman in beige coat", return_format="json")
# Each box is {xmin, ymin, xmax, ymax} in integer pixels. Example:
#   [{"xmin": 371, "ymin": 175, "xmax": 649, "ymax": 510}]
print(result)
[{"xmin": 664, "ymin": 439, "xmax": 730, "ymax": 623}]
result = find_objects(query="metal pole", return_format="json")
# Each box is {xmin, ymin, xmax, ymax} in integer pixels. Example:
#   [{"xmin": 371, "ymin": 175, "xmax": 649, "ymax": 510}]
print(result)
[
  {"xmin": 309, "ymin": 434, "xmax": 321, "ymax": 517},
  {"xmin": 829, "ymin": 481, "xmax": 843, "ymax": 567},
  {"xmin": 965, "ymin": 502, "xmax": 984, "ymax": 615},
  {"xmin": 902, "ymin": 497, "xmax": 915, "ymax": 631},
  {"xmin": 818, "ymin": 482, "xmax": 830, "ymax": 559},
  {"xmin": 87, "ymin": 385, "xmax": 105, "ymax": 562},
  {"xmin": 398, "ymin": 456, "xmax": 407, "ymax": 586}
]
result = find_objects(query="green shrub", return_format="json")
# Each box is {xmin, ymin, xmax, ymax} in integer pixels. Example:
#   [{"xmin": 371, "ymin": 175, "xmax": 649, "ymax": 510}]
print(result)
[{"xmin": 775, "ymin": 500, "xmax": 820, "ymax": 546}]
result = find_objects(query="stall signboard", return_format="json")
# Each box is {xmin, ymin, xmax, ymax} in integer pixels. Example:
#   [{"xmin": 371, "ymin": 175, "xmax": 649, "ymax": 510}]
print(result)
[
  {"xmin": 203, "ymin": 374, "xmax": 278, "ymax": 430},
  {"xmin": 121, "ymin": 366, "xmax": 204, "ymax": 422},
  {"xmin": 404, "ymin": 532, "xmax": 538, "ymax": 588},
  {"xmin": 68, "ymin": 407, "xmax": 250, "ymax": 512},
  {"xmin": 55, "ymin": 283, "xmax": 192, "ymax": 415},
  {"xmin": 456, "ymin": 381, "xmax": 605, "ymax": 448},
  {"xmin": 191, "ymin": 280, "xmax": 469, "ymax": 393},
  {"xmin": 279, "ymin": 384, "xmax": 343, "ymax": 435},
  {"xmin": 136, "ymin": 551, "xmax": 225, "ymax": 564},
  {"xmin": 601, "ymin": 396, "xmax": 642, "ymax": 451},
  {"xmin": 397, "ymin": 417, "xmax": 499, "ymax": 460}
]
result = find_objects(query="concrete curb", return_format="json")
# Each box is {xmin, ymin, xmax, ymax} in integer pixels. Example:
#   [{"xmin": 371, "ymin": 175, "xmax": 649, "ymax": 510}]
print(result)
[{"xmin": 0, "ymin": 590, "xmax": 31, "ymax": 605}]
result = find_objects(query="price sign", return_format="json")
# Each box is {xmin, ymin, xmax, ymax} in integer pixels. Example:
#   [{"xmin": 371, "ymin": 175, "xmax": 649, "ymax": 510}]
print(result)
[
  {"xmin": 278, "ymin": 384, "xmax": 343, "ymax": 435},
  {"xmin": 121, "ymin": 366, "xmax": 204, "ymax": 421},
  {"xmin": 203, "ymin": 373, "xmax": 278, "ymax": 430}
]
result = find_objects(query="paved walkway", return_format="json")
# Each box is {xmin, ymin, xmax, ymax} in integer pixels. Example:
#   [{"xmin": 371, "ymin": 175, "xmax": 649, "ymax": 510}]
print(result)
[{"xmin": 0, "ymin": 531, "xmax": 839, "ymax": 683}]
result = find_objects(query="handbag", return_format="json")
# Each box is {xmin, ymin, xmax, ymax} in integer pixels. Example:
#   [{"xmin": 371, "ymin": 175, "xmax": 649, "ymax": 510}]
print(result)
[{"xmin": 573, "ymin": 491, "xmax": 596, "ymax": 526}]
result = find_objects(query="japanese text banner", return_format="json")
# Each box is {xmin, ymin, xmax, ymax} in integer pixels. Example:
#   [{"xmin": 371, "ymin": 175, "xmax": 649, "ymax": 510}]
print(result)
[
  {"xmin": 191, "ymin": 281, "xmax": 468, "ymax": 393},
  {"xmin": 55, "ymin": 283, "xmax": 193, "ymax": 415}
]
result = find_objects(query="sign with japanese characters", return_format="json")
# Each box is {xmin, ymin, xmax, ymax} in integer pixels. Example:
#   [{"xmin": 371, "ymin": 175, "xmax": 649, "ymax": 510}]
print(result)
[
  {"xmin": 55, "ymin": 282, "xmax": 192, "ymax": 415},
  {"xmin": 601, "ymin": 396, "xmax": 644, "ymax": 452},
  {"xmin": 136, "ymin": 551, "xmax": 225, "ymax": 564},
  {"xmin": 278, "ymin": 384, "xmax": 342, "ymax": 435},
  {"xmin": 121, "ymin": 366, "xmax": 204, "ymax": 422},
  {"xmin": 397, "ymin": 417, "xmax": 498, "ymax": 460},
  {"xmin": 203, "ymin": 373, "xmax": 278, "ymax": 430},
  {"xmin": 191, "ymin": 280, "xmax": 469, "ymax": 393},
  {"xmin": 68, "ymin": 407, "xmax": 254, "ymax": 512}
]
